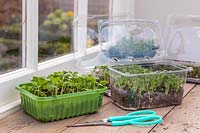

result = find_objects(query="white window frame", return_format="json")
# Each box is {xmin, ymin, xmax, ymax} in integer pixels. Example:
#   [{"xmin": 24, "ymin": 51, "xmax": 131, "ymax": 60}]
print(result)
[{"xmin": 0, "ymin": 0, "xmax": 134, "ymax": 118}]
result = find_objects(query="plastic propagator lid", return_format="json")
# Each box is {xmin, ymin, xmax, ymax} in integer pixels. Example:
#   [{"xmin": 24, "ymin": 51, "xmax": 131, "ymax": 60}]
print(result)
[
  {"xmin": 165, "ymin": 15, "xmax": 200, "ymax": 65},
  {"xmin": 77, "ymin": 19, "xmax": 163, "ymax": 70},
  {"xmin": 98, "ymin": 19, "xmax": 163, "ymax": 63}
]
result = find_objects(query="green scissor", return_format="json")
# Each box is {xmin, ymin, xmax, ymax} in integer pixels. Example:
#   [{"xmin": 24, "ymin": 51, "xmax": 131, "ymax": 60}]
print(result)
[{"xmin": 67, "ymin": 110, "xmax": 162, "ymax": 127}]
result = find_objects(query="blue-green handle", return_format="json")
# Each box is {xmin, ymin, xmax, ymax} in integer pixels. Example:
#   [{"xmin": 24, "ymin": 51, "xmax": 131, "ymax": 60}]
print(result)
[
  {"xmin": 108, "ymin": 110, "xmax": 156, "ymax": 122},
  {"xmin": 109, "ymin": 115, "xmax": 142, "ymax": 121},
  {"xmin": 126, "ymin": 110, "xmax": 156, "ymax": 116},
  {"xmin": 111, "ymin": 119, "xmax": 130, "ymax": 126},
  {"xmin": 111, "ymin": 115, "xmax": 162, "ymax": 126}
]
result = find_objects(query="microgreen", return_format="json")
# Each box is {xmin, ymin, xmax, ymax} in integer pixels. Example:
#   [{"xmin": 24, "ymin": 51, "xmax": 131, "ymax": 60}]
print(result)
[
  {"xmin": 188, "ymin": 66, "xmax": 200, "ymax": 78},
  {"xmin": 92, "ymin": 65, "xmax": 110, "ymax": 87},
  {"xmin": 111, "ymin": 64, "xmax": 184, "ymax": 95},
  {"xmin": 106, "ymin": 37, "xmax": 158, "ymax": 59},
  {"xmin": 19, "ymin": 71, "xmax": 105, "ymax": 97}
]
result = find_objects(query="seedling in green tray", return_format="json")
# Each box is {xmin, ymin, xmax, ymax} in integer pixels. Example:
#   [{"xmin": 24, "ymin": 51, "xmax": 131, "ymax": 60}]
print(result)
[
  {"xmin": 17, "ymin": 71, "xmax": 107, "ymax": 122},
  {"xmin": 19, "ymin": 71, "xmax": 104, "ymax": 97}
]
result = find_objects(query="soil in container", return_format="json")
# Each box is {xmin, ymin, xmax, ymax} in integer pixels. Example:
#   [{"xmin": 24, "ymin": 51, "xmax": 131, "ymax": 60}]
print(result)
[{"xmin": 111, "ymin": 86, "xmax": 184, "ymax": 110}]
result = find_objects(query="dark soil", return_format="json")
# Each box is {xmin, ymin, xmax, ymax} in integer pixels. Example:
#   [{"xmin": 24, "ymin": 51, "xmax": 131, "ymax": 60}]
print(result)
[{"xmin": 111, "ymin": 86, "xmax": 184, "ymax": 110}]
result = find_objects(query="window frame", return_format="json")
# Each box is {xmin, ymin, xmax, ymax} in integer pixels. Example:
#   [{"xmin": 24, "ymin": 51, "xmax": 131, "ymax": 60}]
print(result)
[{"xmin": 0, "ymin": 0, "xmax": 134, "ymax": 116}]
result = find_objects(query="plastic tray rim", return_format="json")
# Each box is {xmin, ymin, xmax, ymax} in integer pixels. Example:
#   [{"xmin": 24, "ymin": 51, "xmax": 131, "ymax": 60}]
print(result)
[
  {"xmin": 108, "ymin": 61, "xmax": 189, "ymax": 77},
  {"xmin": 16, "ymin": 85, "xmax": 107, "ymax": 101}
]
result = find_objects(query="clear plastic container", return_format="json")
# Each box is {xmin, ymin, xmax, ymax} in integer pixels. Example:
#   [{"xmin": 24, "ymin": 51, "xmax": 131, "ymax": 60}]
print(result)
[
  {"xmin": 98, "ymin": 19, "xmax": 166, "ymax": 64},
  {"xmin": 109, "ymin": 61, "xmax": 187, "ymax": 110},
  {"xmin": 165, "ymin": 15, "xmax": 200, "ymax": 83},
  {"xmin": 98, "ymin": 19, "xmax": 190, "ymax": 110}
]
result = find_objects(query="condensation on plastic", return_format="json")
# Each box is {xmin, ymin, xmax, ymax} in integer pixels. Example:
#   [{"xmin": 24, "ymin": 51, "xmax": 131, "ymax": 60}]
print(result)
[
  {"xmin": 165, "ymin": 15, "xmax": 200, "ymax": 65},
  {"xmin": 98, "ymin": 19, "xmax": 164, "ymax": 63},
  {"xmin": 76, "ymin": 19, "xmax": 165, "ymax": 73}
]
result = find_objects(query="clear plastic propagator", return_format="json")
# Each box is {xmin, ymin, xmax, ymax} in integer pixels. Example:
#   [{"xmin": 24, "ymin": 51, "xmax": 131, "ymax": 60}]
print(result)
[
  {"xmin": 165, "ymin": 15, "xmax": 200, "ymax": 83},
  {"xmin": 98, "ymin": 19, "xmax": 190, "ymax": 110}
]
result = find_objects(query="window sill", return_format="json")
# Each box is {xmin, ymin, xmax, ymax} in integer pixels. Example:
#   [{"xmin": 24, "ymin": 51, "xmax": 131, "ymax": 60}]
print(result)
[
  {"xmin": 0, "ymin": 68, "xmax": 36, "ymax": 84},
  {"xmin": 0, "ymin": 99, "xmax": 20, "ymax": 120},
  {"xmin": 38, "ymin": 45, "xmax": 100, "ymax": 71}
]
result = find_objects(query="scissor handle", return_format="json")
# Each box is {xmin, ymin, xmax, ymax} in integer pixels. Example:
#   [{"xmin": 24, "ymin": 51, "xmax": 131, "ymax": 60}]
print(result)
[
  {"xmin": 126, "ymin": 110, "xmax": 156, "ymax": 116},
  {"xmin": 109, "ymin": 115, "xmax": 142, "ymax": 122},
  {"xmin": 111, "ymin": 115, "xmax": 162, "ymax": 126},
  {"xmin": 108, "ymin": 110, "xmax": 156, "ymax": 122}
]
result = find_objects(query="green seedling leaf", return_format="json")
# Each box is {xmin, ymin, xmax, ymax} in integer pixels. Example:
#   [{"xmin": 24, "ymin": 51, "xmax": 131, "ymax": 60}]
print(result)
[
  {"xmin": 19, "ymin": 70, "xmax": 106, "ymax": 97},
  {"xmin": 111, "ymin": 64, "xmax": 184, "ymax": 96}
]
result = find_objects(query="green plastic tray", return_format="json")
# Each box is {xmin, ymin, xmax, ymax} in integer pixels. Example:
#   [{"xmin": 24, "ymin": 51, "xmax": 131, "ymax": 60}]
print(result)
[{"xmin": 16, "ymin": 85, "xmax": 107, "ymax": 122}]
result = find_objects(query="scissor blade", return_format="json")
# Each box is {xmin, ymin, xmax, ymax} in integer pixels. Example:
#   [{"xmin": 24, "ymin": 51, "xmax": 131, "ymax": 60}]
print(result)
[
  {"xmin": 67, "ymin": 122, "xmax": 111, "ymax": 127},
  {"xmin": 67, "ymin": 119, "xmax": 111, "ymax": 127}
]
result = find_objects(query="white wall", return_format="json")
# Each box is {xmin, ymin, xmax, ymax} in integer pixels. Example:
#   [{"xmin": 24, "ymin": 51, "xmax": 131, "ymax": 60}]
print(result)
[
  {"xmin": 112, "ymin": 0, "xmax": 135, "ymax": 17},
  {"xmin": 135, "ymin": 0, "xmax": 200, "ymax": 32}
]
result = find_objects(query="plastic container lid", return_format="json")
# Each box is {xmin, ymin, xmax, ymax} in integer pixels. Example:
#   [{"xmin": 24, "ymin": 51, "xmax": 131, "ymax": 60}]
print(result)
[
  {"xmin": 98, "ymin": 19, "xmax": 164, "ymax": 63},
  {"xmin": 165, "ymin": 15, "xmax": 200, "ymax": 65},
  {"xmin": 78, "ymin": 19, "xmax": 164, "ymax": 69}
]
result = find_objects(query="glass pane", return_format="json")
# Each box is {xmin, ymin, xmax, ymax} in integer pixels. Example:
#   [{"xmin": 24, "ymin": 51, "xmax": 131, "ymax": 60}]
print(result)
[
  {"xmin": 39, "ymin": 0, "xmax": 74, "ymax": 62},
  {"xmin": 88, "ymin": 0, "xmax": 109, "ymax": 15},
  {"xmin": 87, "ymin": 0, "xmax": 109, "ymax": 48},
  {"xmin": 0, "ymin": 0, "xmax": 22, "ymax": 74}
]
